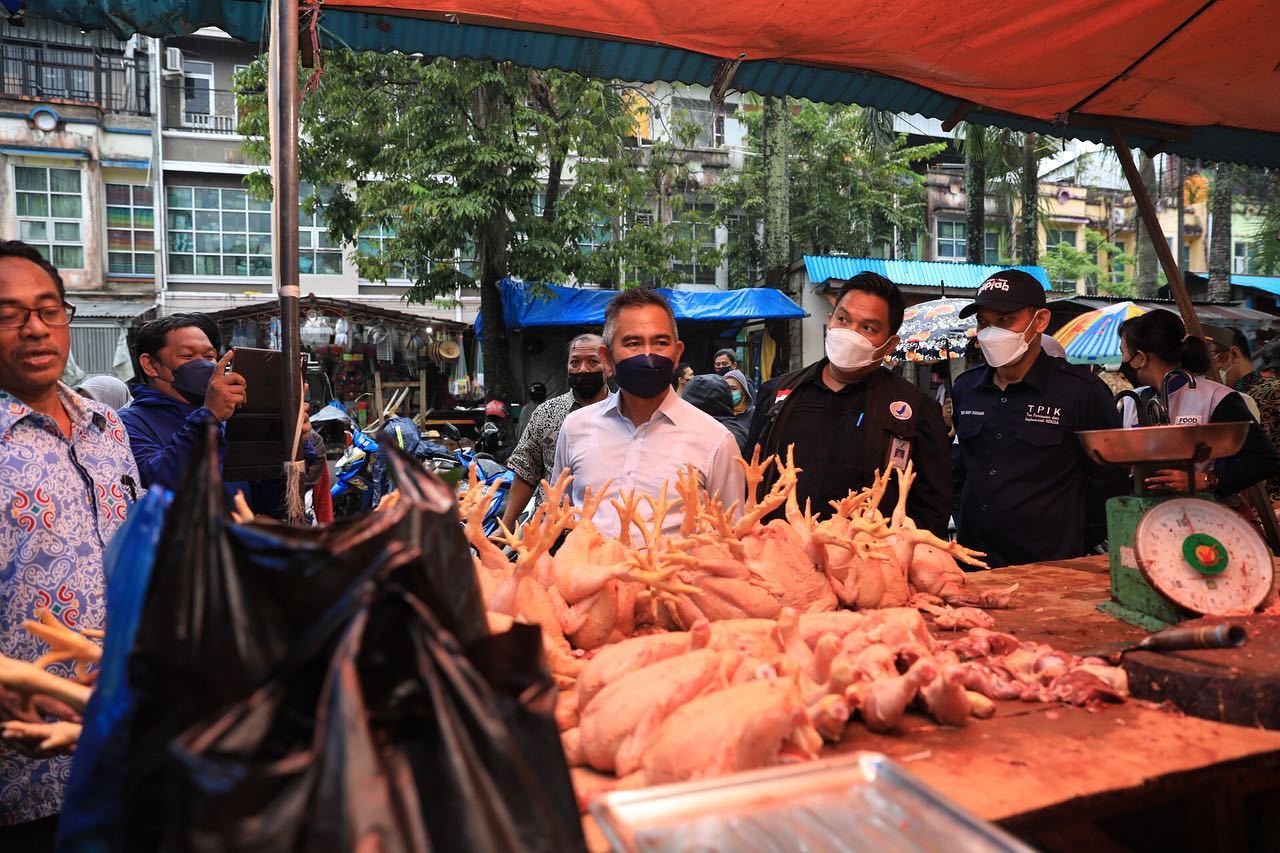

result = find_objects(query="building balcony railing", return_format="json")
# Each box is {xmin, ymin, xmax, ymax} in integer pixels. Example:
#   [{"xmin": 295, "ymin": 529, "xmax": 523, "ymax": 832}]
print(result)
[
  {"xmin": 162, "ymin": 84, "xmax": 240, "ymax": 134},
  {"xmin": 0, "ymin": 42, "xmax": 150, "ymax": 114}
]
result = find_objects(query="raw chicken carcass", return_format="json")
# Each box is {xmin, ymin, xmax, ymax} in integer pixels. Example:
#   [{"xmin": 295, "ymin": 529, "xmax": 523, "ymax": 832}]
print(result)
[
  {"xmin": 642, "ymin": 678, "xmax": 823, "ymax": 786},
  {"xmin": 579, "ymin": 649, "xmax": 736, "ymax": 773}
]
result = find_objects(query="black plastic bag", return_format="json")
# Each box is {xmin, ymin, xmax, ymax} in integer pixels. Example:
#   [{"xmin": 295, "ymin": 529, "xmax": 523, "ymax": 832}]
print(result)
[
  {"xmin": 122, "ymin": 422, "xmax": 490, "ymax": 849},
  {"xmin": 166, "ymin": 549, "xmax": 584, "ymax": 852}
]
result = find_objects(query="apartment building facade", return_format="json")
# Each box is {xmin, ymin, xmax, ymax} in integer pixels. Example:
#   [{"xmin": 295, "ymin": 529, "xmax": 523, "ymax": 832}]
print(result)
[{"xmin": 1, "ymin": 17, "xmax": 754, "ymax": 350}]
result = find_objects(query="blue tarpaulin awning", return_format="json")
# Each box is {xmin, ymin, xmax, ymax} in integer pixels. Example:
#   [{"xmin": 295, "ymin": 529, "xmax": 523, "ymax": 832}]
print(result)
[
  {"xmin": 803, "ymin": 256, "xmax": 1051, "ymax": 291},
  {"xmin": 1232, "ymin": 274, "xmax": 1280, "ymax": 297},
  {"xmin": 475, "ymin": 279, "xmax": 805, "ymax": 336}
]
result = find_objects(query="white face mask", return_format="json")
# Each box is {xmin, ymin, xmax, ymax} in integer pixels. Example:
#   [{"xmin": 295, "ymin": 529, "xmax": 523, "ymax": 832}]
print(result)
[
  {"xmin": 977, "ymin": 315, "xmax": 1040, "ymax": 368},
  {"xmin": 826, "ymin": 328, "xmax": 891, "ymax": 372}
]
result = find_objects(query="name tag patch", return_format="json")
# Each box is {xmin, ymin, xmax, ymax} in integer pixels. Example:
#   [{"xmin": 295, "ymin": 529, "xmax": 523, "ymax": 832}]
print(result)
[
  {"xmin": 960, "ymin": 409, "xmax": 985, "ymax": 417},
  {"xmin": 1024, "ymin": 404, "xmax": 1062, "ymax": 426}
]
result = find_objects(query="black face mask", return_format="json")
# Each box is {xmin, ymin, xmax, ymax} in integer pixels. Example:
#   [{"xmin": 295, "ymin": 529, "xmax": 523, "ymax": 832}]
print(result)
[
  {"xmin": 567, "ymin": 369, "xmax": 606, "ymax": 400},
  {"xmin": 614, "ymin": 354, "xmax": 675, "ymax": 399},
  {"xmin": 714, "ymin": 365, "xmax": 732, "ymax": 376},
  {"xmin": 1119, "ymin": 355, "xmax": 1142, "ymax": 388}
]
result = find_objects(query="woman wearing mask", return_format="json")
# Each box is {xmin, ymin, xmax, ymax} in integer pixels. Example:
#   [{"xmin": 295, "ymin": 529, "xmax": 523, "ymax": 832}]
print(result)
[
  {"xmin": 1117, "ymin": 309, "xmax": 1280, "ymax": 496},
  {"xmin": 722, "ymin": 367, "xmax": 755, "ymax": 438}
]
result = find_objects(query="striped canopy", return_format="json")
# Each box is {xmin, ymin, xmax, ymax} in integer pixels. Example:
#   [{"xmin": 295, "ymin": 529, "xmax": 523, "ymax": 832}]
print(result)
[{"xmin": 1053, "ymin": 301, "xmax": 1149, "ymax": 366}]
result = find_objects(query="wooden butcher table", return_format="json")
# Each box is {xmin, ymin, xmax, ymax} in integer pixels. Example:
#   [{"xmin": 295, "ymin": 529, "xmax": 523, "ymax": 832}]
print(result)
[{"xmin": 843, "ymin": 555, "xmax": 1280, "ymax": 852}]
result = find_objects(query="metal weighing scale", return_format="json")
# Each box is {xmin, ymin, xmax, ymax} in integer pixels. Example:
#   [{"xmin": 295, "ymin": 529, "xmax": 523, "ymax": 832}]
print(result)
[{"xmin": 1077, "ymin": 422, "xmax": 1276, "ymax": 630}]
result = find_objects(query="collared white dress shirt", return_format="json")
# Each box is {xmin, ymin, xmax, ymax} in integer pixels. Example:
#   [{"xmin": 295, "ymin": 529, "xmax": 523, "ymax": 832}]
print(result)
[{"xmin": 553, "ymin": 389, "xmax": 745, "ymax": 538}]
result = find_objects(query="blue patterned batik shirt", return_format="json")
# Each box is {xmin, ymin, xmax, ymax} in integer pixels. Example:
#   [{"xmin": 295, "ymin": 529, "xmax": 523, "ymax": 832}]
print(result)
[{"xmin": 0, "ymin": 383, "xmax": 137, "ymax": 824}]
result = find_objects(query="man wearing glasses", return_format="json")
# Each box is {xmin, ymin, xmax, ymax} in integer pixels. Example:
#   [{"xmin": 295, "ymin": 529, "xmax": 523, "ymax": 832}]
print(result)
[{"xmin": 0, "ymin": 241, "xmax": 138, "ymax": 846}]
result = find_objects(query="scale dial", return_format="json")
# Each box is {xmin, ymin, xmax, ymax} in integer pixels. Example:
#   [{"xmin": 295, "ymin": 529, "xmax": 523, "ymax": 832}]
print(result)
[{"xmin": 1134, "ymin": 498, "xmax": 1274, "ymax": 615}]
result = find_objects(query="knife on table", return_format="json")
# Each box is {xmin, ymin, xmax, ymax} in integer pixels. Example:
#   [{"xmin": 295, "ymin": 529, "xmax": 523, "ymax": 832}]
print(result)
[{"xmin": 1079, "ymin": 622, "xmax": 1247, "ymax": 663}]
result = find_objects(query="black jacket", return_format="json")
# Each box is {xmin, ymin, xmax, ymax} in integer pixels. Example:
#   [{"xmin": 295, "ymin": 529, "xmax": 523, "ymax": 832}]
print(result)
[
  {"xmin": 683, "ymin": 374, "xmax": 750, "ymax": 453},
  {"xmin": 746, "ymin": 361, "xmax": 952, "ymax": 537}
]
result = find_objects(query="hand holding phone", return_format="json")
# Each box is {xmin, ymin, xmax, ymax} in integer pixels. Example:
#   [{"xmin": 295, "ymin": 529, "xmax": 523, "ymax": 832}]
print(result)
[{"xmin": 206, "ymin": 349, "xmax": 247, "ymax": 421}]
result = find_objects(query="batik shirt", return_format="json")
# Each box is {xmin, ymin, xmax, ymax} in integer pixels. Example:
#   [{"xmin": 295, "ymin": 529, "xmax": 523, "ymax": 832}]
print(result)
[
  {"xmin": 1235, "ymin": 371, "xmax": 1280, "ymax": 502},
  {"xmin": 0, "ymin": 384, "xmax": 137, "ymax": 824},
  {"xmin": 506, "ymin": 392, "xmax": 584, "ymax": 501}
]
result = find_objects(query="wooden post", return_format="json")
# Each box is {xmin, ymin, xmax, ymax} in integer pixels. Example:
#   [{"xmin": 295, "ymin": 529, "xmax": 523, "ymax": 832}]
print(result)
[
  {"xmin": 1109, "ymin": 123, "xmax": 1204, "ymax": 338},
  {"xmin": 419, "ymin": 367, "xmax": 428, "ymax": 420},
  {"xmin": 374, "ymin": 369, "xmax": 384, "ymax": 418},
  {"xmin": 269, "ymin": 0, "xmax": 303, "ymax": 458}
]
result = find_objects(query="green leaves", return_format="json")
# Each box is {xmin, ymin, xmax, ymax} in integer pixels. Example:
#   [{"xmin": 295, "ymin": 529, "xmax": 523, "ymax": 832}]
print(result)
[
  {"xmin": 235, "ymin": 52, "xmax": 712, "ymax": 301},
  {"xmin": 715, "ymin": 100, "xmax": 943, "ymax": 275}
]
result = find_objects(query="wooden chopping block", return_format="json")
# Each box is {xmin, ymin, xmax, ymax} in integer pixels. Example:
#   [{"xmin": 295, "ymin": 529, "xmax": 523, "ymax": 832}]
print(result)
[{"xmin": 1123, "ymin": 615, "xmax": 1280, "ymax": 729}]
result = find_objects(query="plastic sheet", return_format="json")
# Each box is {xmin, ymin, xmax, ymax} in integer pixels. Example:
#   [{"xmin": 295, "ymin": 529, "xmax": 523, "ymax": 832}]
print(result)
[
  {"xmin": 119, "ymin": 420, "xmax": 491, "ymax": 849},
  {"xmin": 58, "ymin": 486, "xmax": 173, "ymax": 853}
]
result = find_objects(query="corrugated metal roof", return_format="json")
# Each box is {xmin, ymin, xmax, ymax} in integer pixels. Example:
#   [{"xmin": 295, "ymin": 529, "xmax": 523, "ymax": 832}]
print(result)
[
  {"xmin": 1233, "ymin": 274, "xmax": 1280, "ymax": 297},
  {"xmin": 803, "ymin": 256, "xmax": 1050, "ymax": 291},
  {"xmin": 34, "ymin": 0, "xmax": 1280, "ymax": 169},
  {"xmin": 68, "ymin": 300, "xmax": 157, "ymax": 319}
]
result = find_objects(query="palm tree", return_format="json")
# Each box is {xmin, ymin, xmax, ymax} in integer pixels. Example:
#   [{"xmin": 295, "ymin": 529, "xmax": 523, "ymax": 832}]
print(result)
[
  {"xmin": 1018, "ymin": 133, "xmax": 1040, "ymax": 265},
  {"xmin": 1133, "ymin": 152, "xmax": 1160, "ymax": 298},
  {"xmin": 1208, "ymin": 164, "xmax": 1236, "ymax": 301},
  {"xmin": 959, "ymin": 124, "xmax": 1023, "ymax": 264}
]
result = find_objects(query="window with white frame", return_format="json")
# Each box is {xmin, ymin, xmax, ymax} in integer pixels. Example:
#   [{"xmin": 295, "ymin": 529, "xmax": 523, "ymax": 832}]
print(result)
[
  {"xmin": 936, "ymin": 220, "xmax": 965, "ymax": 261},
  {"xmin": 182, "ymin": 60, "xmax": 214, "ymax": 118},
  {"xmin": 357, "ymin": 223, "xmax": 410, "ymax": 281},
  {"xmin": 105, "ymin": 183, "xmax": 155, "ymax": 275},
  {"xmin": 15, "ymin": 165, "xmax": 84, "ymax": 268},
  {"xmin": 166, "ymin": 185, "xmax": 272, "ymax": 277},
  {"xmin": 673, "ymin": 201, "xmax": 719, "ymax": 286},
  {"xmin": 1234, "ymin": 241, "xmax": 1253, "ymax": 274},
  {"xmin": 577, "ymin": 219, "xmax": 612, "ymax": 256},
  {"xmin": 298, "ymin": 183, "xmax": 341, "ymax": 275}
]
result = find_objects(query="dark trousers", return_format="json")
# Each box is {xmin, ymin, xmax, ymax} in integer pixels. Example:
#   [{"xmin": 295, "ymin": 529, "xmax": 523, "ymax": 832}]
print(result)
[{"xmin": 0, "ymin": 814, "xmax": 58, "ymax": 852}]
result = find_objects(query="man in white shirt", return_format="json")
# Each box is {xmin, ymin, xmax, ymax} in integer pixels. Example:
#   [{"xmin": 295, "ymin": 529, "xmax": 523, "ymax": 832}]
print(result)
[{"xmin": 553, "ymin": 289, "xmax": 745, "ymax": 538}]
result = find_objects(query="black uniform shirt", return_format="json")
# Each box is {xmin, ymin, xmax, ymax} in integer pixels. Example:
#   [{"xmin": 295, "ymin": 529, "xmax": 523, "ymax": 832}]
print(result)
[
  {"xmin": 747, "ymin": 364, "xmax": 951, "ymax": 536},
  {"xmin": 952, "ymin": 351, "xmax": 1126, "ymax": 568}
]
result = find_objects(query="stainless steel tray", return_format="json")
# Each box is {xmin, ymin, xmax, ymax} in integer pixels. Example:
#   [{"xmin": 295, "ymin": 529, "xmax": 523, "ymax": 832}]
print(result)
[{"xmin": 590, "ymin": 752, "xmax": 1032, "ymax": 852}]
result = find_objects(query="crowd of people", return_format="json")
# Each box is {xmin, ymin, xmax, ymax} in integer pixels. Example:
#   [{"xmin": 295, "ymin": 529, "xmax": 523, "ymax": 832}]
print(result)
[{"xmin": 3, "ymin": 231, "xmax": 1280, "ymax": 843}]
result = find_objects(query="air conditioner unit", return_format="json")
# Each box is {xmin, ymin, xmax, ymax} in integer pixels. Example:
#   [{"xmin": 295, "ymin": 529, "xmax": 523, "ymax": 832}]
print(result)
[{"xmin": 164, "ymin": 47, "xmax": 184, "ymax": 73}]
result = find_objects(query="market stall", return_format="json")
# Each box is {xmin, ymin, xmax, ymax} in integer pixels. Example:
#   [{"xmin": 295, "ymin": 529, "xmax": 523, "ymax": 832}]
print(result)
[
  {"xmin": 475, "ymin": 278, "xmax": 806, "ymax": 390},
  {"xmin": 201, "ymin": 295, "xmax": 477, "ymax": 428},
  {"xmin": 29, "ymin": 1, "xmax": 1280, "ymax": 850}
]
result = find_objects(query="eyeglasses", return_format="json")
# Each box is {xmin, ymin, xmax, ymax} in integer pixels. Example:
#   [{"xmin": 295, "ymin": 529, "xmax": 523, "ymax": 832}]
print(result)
[{"xmin": 0, "ymin": 302, "xmax": 75, "ymax": 328}]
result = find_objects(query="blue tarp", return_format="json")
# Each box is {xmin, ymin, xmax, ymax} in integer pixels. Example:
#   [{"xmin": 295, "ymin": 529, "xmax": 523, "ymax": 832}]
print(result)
[
  {"xmin": 803, "ymin": 256, "xmax": 1052, "ymax": 292},
  {"xmin": 475, "ymin": 279, "xmax": 805, "ymax": 336}
]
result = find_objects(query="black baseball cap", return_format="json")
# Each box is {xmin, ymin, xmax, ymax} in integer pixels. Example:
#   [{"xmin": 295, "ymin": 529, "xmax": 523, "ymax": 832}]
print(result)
[{"xmin": 959, "ymin": 269, "xmax": 1047, "ymax": 318}]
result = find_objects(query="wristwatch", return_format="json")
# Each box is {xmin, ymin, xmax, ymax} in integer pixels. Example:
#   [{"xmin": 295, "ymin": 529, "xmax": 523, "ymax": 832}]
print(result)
[{"xmin": 1201, "ymin": 471, "xmax": 1220, "ymax": 492}]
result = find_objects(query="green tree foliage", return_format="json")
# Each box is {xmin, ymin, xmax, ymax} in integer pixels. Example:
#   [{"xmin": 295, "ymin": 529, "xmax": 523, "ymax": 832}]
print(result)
[
  {"xmin": 716, "ymin": 101, "xmax": 943, "ymax": 285},
  {"xmin": 1041, "ymin": 228, "xmax": 1135, "ymax": 297},
  {"xmin": 236, "ymin": 52, "xmax": 717, "ymax": 398}
]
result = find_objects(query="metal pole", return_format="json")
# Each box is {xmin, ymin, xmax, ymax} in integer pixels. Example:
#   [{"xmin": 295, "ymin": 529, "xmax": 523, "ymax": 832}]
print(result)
[
  {"xmin": 269, "ymin": 0, "xmax": 302, "ymax": 460},
  {"xmin": 1109, "ymin": 123, "xmax": 1204, "ymax": 338}
]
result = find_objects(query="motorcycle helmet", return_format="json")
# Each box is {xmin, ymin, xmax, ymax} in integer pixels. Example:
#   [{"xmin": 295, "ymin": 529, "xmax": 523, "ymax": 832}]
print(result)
[{"xmin": 484, "ymin": 399, "xmax": 508, "ymax": 419}]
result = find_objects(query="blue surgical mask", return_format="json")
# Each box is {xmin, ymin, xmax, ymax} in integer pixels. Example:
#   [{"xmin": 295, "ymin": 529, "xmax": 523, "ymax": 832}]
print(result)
[
  {"xmin": 731, "ymin": 390, "xmax": 744, "ymax": 406},
  {"xmin": 171, "ymin": 359, "xmax": 217, "ymax": 407}
]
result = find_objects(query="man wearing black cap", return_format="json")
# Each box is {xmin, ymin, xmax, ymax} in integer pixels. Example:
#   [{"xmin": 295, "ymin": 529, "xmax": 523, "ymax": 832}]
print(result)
[
  {"xmin": 952, "ymin": 270, "xmax": 1126, "ymax": 568},
  {"xmin": 746, "ymin": 272, "xmax": 950, "ymax": 536}
]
